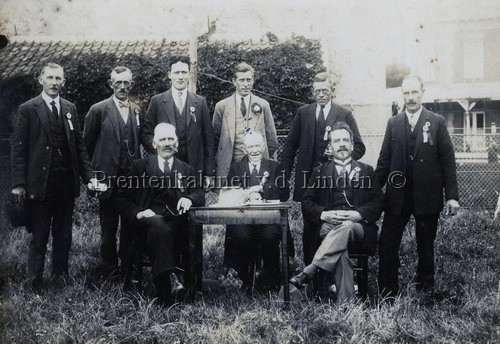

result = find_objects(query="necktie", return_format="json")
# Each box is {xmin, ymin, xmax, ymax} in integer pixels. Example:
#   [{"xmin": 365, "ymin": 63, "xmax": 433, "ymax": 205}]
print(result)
[
  {"xmin": 50, "ymin": 100, "xmax": 58, "ymax": 120},
  {"xmin": 164, "ymin": 161, "xmax": 171, "ymax": 175},
  {"xmin": 250, "ymin": 164, "xmax": 259, "ymax": 186},
  {"xmin": 119, "ymin": 100, "xmax": 129, "ymax": 108},
  {"xmin": 178, "ymin": 91, "xmax": 184, "ymax": 112},
  {"xmin": 318, "ymin": 106, "xmax": 326, "ymax": 128},
  {"xmin": 240, "ymin": 97, "xmax": 247, "ymax": 117},
  {"xmin": 409, "ymin": 114, "xmax": 415, "ymax": 131}
]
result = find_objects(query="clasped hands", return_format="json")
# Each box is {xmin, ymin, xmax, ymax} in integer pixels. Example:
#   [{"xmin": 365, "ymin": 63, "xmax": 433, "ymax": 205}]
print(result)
[
  {"xmin": 320, "ymin": 210, "xmax": 362, "ymax": 225},
  {"xmin": 136, "ymin": 197, "xmax": 193, "ymax": 220}
]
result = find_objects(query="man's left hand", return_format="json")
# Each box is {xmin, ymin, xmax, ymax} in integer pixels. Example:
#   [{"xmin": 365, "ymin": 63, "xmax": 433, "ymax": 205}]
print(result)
[
  {"xmin": 334, "ymin": 210, "xmax": 363, "ymax": 223},
  {"xmin": 177, "ymin": 197, "xmax": 193, "ymax": 215},
  {"xmin": 445, "ymin": 199, "xmax": 460, "ymax": 216},
  {"xmin": 204, "ymin": 176, "xmax": 214, "ymax": 192},
  {"xmin": 87, "ymin": 178, "xmax": 108, "ymax": 192}
]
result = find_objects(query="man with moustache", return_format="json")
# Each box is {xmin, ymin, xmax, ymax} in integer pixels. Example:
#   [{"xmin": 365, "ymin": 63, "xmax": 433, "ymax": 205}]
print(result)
[
  {"xmin": 375, "ymin": 75, "xmax": 459, "ymax": 299},
  {"xmin": 114, "ymin": 123, "xmax": 205, "ymax": 305},
  {"xmin": 224, "ymin": 132, "xmax": 288, "ymax": 291},
  {"xmin": 11, "ymin": 62, "xmax": 100, "ymax": 289},
  {"xmin": 290, "ymin": 122, "xmax": 383, "ymax": 303},
  {"xmin": 213, "ymin": 62, "xmax": 278, "ymax": 183},
  {"xmin": 143, "ymin": 56, "xmax": 215, "ymax": 189},
  {"xmin": 280, "ymin": 72, "xmax": 365, "ymax": 265},
  {"xmin": 83, "ymin": 66, "xmax": 143, "ymax": 279}
]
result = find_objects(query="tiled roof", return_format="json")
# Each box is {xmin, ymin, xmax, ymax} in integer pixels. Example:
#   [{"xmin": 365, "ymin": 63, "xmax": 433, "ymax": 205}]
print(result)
[
  {"xmin": 0, "ymin": 39, "xmax": 190, "ymax": 79},
  {"xmin": 0, "ymin": 38, "xmax": 283, "ymax": 80}
]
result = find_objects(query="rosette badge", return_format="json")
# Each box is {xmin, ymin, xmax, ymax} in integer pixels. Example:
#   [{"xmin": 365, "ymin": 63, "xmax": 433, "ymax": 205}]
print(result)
[
  {"xmin": 189, "ymin": 106, "xmax": 196, "ymax": 123},
  {"xmin": 66, "ymin": 113, "xmax": 74, "ymax": 130},
  {"xmin": 422, "ymin": 121, "xmax": 433, "ymax": 145},
  {"xmin": 251, "ymin": 103, "xmax": 263, "ymax": 115}
]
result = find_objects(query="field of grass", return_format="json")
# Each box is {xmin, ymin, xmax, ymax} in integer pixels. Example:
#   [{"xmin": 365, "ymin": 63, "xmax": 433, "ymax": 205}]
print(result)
[{"xmin": 0, "ymin": 196, "xmax": 499, "ymax": 343}]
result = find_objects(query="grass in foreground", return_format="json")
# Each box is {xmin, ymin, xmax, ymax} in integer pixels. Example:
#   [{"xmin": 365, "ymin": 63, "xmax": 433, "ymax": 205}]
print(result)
[{"xmin": 0, "ymin": 199, "xmax": 499, "ymax": 343}]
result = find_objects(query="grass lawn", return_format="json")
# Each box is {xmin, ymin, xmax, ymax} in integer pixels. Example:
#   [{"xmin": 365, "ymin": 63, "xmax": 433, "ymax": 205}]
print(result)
[{"xmin": 0, "ymin": 197, "xmax": 499, "ymax": 343}]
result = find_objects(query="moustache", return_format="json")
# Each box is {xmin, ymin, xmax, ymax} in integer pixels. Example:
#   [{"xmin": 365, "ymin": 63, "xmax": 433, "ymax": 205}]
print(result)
[{"xmin": 162, "ymin": 145, "xmax": 176, "ymax": 151}]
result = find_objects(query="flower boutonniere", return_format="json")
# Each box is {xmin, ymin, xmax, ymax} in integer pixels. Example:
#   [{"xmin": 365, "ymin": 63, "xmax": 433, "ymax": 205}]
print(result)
[
  {"xmin": 422, "ymin": 121, "xmax": 433, "ymax": 146},
  {"xmin": 177, "ymin": 172, "xmax": 185, "ymax": 192},
  {"xmin": 65, "ymin": 113, "xmax": 74, "ymax": 131},
  {"xmin": 134, "ymin": 108, "xmax": 140, "ymax": 128},
  {"xmin": 251, "ymin": 103, "xmax": 262, "ymax": 116},
  {"xmin": 349, "ymin": 166, "xmax": 362, "ymax": 181},
  {"xmin": 261, "ymin": 171, "xmax": 270, "ymax": 185},
  {"xmin": 190, "ymin": 106, "xmax": 196, "ymax": 123},
  {"xmin": 323, "ymin": 125, "xmax": 332, "ymax": 141}
]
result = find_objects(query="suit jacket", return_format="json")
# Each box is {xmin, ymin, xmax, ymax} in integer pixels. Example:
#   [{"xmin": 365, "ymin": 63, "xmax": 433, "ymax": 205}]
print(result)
[
  {"xmin": 114, "ymin": 155, "xmax": 205, "ymax": 225},
  {"xmin": 11, "ymin": 94, "xmax": 93, "ymax": 201},
  {"xmin": 375, "ymin": 108, "xmax": 459, "ymax": 216},
  {"xmin": 142, "ymin": 89, "xmax": 215, "ymax": 176},
  {"xmin": 301, "ymin": 160, "xmax": 383, "ymax": 256},
  {"xmin": 213, "ymin": 93, "xmax": 278, "ymax": 179},
  {"xmin": 83, "ymin": 96, "xmax": 143, "ymax": 198},
  {"xmin": 226, "ymin": 156, "xmax": 289, "ymax": 202},
  {"xmin": 280, "ymin": 102, "xmax": 365, "ymax": 201}
]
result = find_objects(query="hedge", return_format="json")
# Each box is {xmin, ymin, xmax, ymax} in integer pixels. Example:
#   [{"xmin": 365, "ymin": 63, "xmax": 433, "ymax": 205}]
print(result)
[{"xmin": 0, "ymin": 36, "xmax": 324, "ymax": 134}]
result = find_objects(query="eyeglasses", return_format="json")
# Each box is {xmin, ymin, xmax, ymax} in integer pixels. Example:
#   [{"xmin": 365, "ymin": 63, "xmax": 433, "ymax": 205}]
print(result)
[{"xmin": 165, "ymin": 204, "xmax": 181, "ymax": 217}]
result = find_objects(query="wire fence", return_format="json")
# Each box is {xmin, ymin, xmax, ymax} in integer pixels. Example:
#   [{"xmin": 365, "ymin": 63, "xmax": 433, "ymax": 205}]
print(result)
[{"xmin": 1, "ymin": 133, "xmax": 499, "ymax": 212}]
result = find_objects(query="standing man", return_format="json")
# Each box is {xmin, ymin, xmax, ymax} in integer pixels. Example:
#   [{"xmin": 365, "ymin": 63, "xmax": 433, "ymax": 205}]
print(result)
[
  {"xmin": 280, "ymin": 72, "xmax": 365, "ymax": 265},
  {"xmin": 225, "ymin": 132, "xmax": 289, "ymax": 291},
  {"xmin": 11, "ymin": 62, "xmax": 98, "ymax": 289},
  {"xmin": 114, "ymin": 123, "xmax": 205, "ymax": 305},
  {"xmin": 213, "ymin": 62, "xmax": 278, "ymax": 183},
  {"xmin": 142, "ymin": 56, "xmax": 215, "ymax": 188},
  {"xmin": 376, "ymin": 75, "xmax": 460, "ymax": 298},
  {"xmin": 83, "ymin": 66, "xmax": 143, "ymax": 278},
  {"xmin": 291, "ymin": 122, "xmax": 383, "ymax": 303}
]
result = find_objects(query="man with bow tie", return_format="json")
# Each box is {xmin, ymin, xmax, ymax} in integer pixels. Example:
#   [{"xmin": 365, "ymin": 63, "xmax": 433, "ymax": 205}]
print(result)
[
  {"xmin": 11, "ymin": 62, "xmax": 99, "ymax": 290},
  {"xmin": 280, "ymin": 72, "xmax": 366, "ymax": 266},
  {"xmin": 114, "ymin": 123, "xmax": 205, "ymax": 305},
  {"xmin": 290, "ymin": 122, "xmax": 383, "ymax": 303},
  {"xmin": 142, "ymin": 56, "xmax": 215, "ymax": 190},
  {"xmin": 375, "ymin": 75, "xmax": 460, "ymax": 299},
  {"xmin": 224, "ymin": 132, "xmax": 289, "ymax": 291},
  {"xmin": 83, "ymin": 66, "xmax": 144, "ymax": 279}
]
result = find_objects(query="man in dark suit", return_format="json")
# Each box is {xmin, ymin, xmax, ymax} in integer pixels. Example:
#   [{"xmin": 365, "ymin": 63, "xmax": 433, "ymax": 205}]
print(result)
[
  {"xmin": 375, "ymin": 75, "xmax": 460, "ymax": 298},
  {"xmin": 142, "ymin": 55, "xmax": 215, "ymax": 189},
  {"xmin": 280, "ymin": 72, "xmax": 366, "ymax": 265},
  {"xmin": 290, "ymin": 122, "xmax": 383, "ymax": 302},
  {"xmin": 11, "ymin": 62, "xmax": 99, "ymax": 289},
  {"xmin": 225, "ymin": 132, "xmax": 288, "ymax": 291},
  {"xmin": 83, "ymin": 66, "xmax": 143, "ymax": 278},
  {"xmin": 114, "ymin": 123, "xmax": 205, "ymax": 305}
]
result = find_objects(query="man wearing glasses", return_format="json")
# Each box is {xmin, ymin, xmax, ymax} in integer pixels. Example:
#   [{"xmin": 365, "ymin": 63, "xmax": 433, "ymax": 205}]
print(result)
[
  {"xmin": 114, "ymin": 123, "xmax": 205, "ymax": 306},
  {"xmin": 280, "ymin": 72, "xmax": 366, "ymax": 265}
]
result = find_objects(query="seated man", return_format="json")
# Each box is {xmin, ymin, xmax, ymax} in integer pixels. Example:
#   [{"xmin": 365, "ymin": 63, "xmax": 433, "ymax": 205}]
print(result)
[
  {"xmin": 225, "ymin": 132, "xmax": 289, "ymax": 291},
  {"xmin": 290, "ymin": 122, "xmax": 383, "ymax": 303},
  {"xmin": 114, "ymin": 123, "xmax": 205, "ymax": 305}
]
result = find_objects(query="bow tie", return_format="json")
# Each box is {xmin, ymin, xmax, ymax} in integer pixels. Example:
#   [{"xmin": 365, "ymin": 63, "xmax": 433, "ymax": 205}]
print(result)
[{"xmin": 119, "ymin": 101, "xmax": 130, "ymax": 108}]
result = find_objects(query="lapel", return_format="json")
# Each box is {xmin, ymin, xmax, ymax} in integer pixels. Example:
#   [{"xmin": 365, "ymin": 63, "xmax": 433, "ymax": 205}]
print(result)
[
  {"xmin": 248, "ymin": 93, "xmax": 262, "ymax": 129},
  {"xmin": 60, "ymin": 98, "xmax": 73, "ymax": 145},
  {"xmin": 33, "ymin": 95, "xmax": 53, "ymax": 144},
  {"xmin": 350, "ymin": 160, "xmax": 361, "ymax": 208},
  {"xmin": 395, "ymin": 113, "xmax": 407, "ymax": 161},
  {"xmin": 413, "ymin": 108, "xmax": 431, "ymax": 157},
  {"xmin": 306, "ymin": 103, "xmax": 317, "ymax": 144},
  {"xmin": 259, "ymin": 158, "xmax": 271, "ymax": 177},
  {"xmin": 241, "ymin": 156, "xmax": 251, "ymax": 177},
  {"xmin": 143, "ymin": 155, "xmax": 160, "ymax": 207},
  {"xmin": 325, "ymin": 102, "xmax": 339, "ymax": 128},
  {"xmin": 224, "ymin": 94, "xmax": 237, "ymax": 145},
  {"xmin": 105, "ymin": 97, "xmax": 121, "ymax": 142},
  {"xmin": 185, "ymin": 91, "xmax": 198, "ymax": 128},
  {"xmin": 161, "ymin": 89, "xmax": 177, "ymax": 125}
]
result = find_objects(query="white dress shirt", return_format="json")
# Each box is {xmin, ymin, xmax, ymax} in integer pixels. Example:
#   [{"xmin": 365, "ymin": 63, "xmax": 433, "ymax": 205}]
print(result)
[
  {"xmin": 41, "ymin": 91, "xmax": 61, "ymax": 116},
  {"xmin": 158, "ymin": 156, "xmax": 174, "ymax": 173},
  {"xmin": 316, "ymin": 100, "xmax": 332, "ymax": 121}
]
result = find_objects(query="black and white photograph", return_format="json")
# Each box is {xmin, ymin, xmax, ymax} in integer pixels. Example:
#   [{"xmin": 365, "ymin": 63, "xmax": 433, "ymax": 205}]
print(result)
[{"xmin": 0, "ymin": 0, "xmax": 499, "ymax": 342}]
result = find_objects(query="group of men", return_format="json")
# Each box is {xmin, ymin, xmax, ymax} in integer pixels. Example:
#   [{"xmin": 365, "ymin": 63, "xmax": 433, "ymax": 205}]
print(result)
[{"xmin": 11, "ymin": 55, "xmax": 460, "ymax": 305}]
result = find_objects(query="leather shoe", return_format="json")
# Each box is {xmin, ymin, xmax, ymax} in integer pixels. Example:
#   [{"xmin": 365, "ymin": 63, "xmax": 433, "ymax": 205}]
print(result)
[
  {"xmin": 170, "ymin": 272, "xmax": 187, "ymax": 303},
  {"xmin": 289, "ymin": 272, "xmax": 310, "ymax": 290}
]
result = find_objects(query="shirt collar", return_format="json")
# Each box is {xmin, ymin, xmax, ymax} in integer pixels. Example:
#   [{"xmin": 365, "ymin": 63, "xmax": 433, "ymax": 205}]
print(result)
[
  {"xmin": 113, "ymin": 95, "xmax": 129, "ymax": 107},
  {"xmin": 237, "ymin": 94, "xmax": 251, "ymax": 105},
  {"xmin": 333, "ymin": 157, "xmax": 352, "ymax": 166},
  {"xmin": 41, "ymin": 91, "xmax": 60, "ymax": 108},
  {"xmin": 248, "ymin": 160, "xmax": 261, "ymax": 171},
  {"xmin": 405, "ymin": 106, "xmax": 423, "ymax": 121},
  {"xmin": 158, "ymin": 155, "xmax": 175, "ymax": 172},
  {"xmin": 316, "ymin": 100, "xmax": 332, "ymax": 118}
]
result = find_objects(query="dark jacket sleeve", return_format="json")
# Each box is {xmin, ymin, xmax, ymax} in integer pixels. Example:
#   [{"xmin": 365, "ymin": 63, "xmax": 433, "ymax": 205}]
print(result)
[
  {"xmin": 72, "ymin": 103, "xmax": 93, "ymax": 183},
  {"xmin": 83, "ymin": 104, "xmax": 100, "ymax": 161},
  {"xmin": 280, "ymin": 109, "xmax": 302, "ymax": 181},
  {"xmin": 142, "ymin": 96, "xmax": 158, "ymax": 154},
  {"xmin": 182, "ymin": 164, "xmax": 205, "ymax": 206},
  {"xmin": 374, "ymin": 118, "xmax": 393, "ymax": 188},
  {"xmin": 114, "ymin": 161, "xmax": 145, "ymax": 224},
  {"xmin": 200, "ymin": 97, "xmax": 216, "ymax": 176},
  {"xmin": 355, "ymin": 165, "xmax": 384, "ymax": 224},
  {"xmin": 436, "ymin": 115, "xmax": 459, "ymax": 201},
  {"xmin": 345, "ymin": 111, "xmax": 366, "ymax": 161},
  {"xmin": 301, "ymin": 166, "xmax": 327, "ymax": 225},
  {"xmin": 11, "ymin": 103, "xmax": 30, "ymax": 188}
]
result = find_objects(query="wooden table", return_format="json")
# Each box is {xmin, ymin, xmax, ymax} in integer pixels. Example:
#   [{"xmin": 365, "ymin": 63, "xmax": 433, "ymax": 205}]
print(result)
[{"xmin": 188, "ymin": 203, "xmax": 292, "ymax": 301}]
